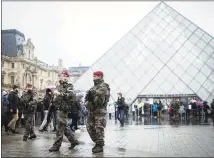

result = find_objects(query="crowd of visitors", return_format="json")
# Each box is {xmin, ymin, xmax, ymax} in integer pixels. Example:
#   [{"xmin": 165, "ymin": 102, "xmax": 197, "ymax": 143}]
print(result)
[
  {"xmin": 132, "ymin": 99, "xmax": 214, "ymax": 123},
  {"xmin": 1, "ymin": 86, "xmax": 88, "ymax": 135},
  {"xmin": 2, "ymin": 85, "xmax": 214, "ymax": 135}
]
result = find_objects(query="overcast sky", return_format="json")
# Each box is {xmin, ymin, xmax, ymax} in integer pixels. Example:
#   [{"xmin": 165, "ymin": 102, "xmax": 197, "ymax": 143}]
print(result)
[{"xmin": 2, "ymin": 1, "xmax": 214, "ymax": 68}]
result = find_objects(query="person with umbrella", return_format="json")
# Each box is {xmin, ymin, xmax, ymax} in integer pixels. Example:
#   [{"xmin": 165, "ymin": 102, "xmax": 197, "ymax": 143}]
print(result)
[
  {"xmin": 39, "ymin": 88, "xmax": 54, "ymax": 132},
  {"xmin": 203, "ymin": 101, "xmax": 211, "ymax": 123}
]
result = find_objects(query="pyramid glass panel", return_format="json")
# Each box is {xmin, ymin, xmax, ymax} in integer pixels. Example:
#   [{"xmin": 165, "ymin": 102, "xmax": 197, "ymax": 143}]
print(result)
[
  {"xmin": 197, "ymin": 87, "xmax": 210, "ymax": 101},
  {"xmin": 208, "ymin": 71, "xmax": 214, "ymax": 83},
  {"xmin": 201, "ymin": 64, "xmax": 212, "ymax": 77},
  {"xmin": 183, "ymin": 86, "xmax": 194, "ymax": 94},
  {"xmin": 203, "ymin": 79, "xmax": 214, "ymax": 93},
  {"xmin": 207, "ymin": 96, "xmax": 213, "ymax": 105},
  {"xmin": 74, "ymin": 2, "xmax": 214, "ymax": 103}
]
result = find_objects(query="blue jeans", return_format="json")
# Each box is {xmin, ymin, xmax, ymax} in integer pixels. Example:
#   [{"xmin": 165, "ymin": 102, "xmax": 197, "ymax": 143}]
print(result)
[
  {"xmin": 117, "ymin": 110, "xmax": 125, "ymax": 126},
  {"xmin": 80, "ymin": 116, "xmax": 85, "ymax": 125}
]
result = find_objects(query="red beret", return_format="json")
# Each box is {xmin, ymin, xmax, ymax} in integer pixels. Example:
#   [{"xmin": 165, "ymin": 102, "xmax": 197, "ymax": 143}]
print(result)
[
  {"xmin": 26, "ymin": 83, "xmax": 33, "ymax": 87},
  {"xmin": 62, "ymin": 70, "xmax": 70, "ymax": 77},
  {"xmin": 93, "ymin": 71, "xmax": 103, "ymax": 76}
]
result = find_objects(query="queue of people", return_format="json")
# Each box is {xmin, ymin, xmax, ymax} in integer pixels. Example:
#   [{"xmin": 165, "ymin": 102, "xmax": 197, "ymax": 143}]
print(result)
[{"xmin": 133, "ymin": 99, "xmax": 214, "ymax": 123}]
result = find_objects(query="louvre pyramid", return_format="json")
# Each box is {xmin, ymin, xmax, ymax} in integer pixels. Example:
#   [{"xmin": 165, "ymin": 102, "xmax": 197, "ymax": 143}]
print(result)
[{"xmin": 74, "ymin": 2, "xmax": 214, "ymax": 104}]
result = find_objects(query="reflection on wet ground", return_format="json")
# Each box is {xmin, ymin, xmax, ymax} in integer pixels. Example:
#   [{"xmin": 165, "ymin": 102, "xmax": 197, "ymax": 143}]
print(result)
[
  {"xmin": 2, "ymin": 115, "xmax": 214, "ymax": 157},
  {"xmin": 107, "ymin": 114, "xmax": 214, "ymax": 126}
]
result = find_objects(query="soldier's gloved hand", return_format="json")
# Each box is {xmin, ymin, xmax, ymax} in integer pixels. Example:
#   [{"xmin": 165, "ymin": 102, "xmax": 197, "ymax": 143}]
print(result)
[{"xmin": 85, "ymin": 101, "xmax": 91, "ymax": 108}]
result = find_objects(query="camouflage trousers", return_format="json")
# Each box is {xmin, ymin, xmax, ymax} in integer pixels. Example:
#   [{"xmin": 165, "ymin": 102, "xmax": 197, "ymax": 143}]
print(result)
[
  {"xmin": 86, "ymin": 114, "xmax": 106, "ymax": 146},
  {"xmin": 23, "ymin": 114, "xmax": 35, "ymax": 139},
  {"xmin": 52, "ymin": 111, "xmax": 77, "ymax": 148}
]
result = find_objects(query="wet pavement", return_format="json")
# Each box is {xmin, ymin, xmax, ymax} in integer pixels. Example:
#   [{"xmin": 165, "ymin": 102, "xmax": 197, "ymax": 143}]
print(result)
[{"xmin": 2, "ymin": 116, "xmax": 214, "ymax": 157}]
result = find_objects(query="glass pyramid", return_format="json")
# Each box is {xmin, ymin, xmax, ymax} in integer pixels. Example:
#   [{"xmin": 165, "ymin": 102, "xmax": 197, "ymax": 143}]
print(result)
[{"xmin": 73, "ymin": 2, "xmax": 214, "ymax": 104}]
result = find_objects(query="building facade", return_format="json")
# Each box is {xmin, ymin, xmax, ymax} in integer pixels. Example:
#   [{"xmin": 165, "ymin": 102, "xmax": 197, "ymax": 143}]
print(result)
[
  {"xmin": 2, "ymin": 38, "xmax": 64, "ymax": 92},
  {"xmin": 68, "ymin": 66, "xmax": 89, "ymax": 83},
  {"xmin": 73, "ymin": 2, "xmax": 214, "ymax": 104},
  {"xmin": 1, "ymin": 29, "xmax": 25, "ymax": 57}
]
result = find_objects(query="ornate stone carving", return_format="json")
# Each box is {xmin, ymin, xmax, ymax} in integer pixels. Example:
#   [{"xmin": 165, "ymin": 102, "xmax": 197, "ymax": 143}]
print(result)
[
  {"xmin": 26, "ymin": 38, "xmax": 35, "ymax": 50},
  {"xmin": 8, "ymin": 72, "xmax": 17, "ymax": 76}
]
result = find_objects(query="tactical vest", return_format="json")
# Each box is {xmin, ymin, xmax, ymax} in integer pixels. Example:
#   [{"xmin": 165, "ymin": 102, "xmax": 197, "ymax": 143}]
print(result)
[
  {"xmin": 22, "ymin": 93, "xmax": 37, "ymax": 114},
  {"xmin": 54, "ymin": 94, "xmax": 70, "ymax": 113},
  {"xmin": 91, "ymin": 82, "xmax": 110, "ymax": 107}
]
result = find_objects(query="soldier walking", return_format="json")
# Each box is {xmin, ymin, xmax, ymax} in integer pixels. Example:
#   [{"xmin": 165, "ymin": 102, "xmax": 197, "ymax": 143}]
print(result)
[
  {"xmin": 49, "ymin": 70, "xmax": 79, "ymax": 152},
  {"xmin": 85, "ymin": 71, "xmax": 110, "ymax": 153},
  {"xmin": 20, "ymin": 84, "xmax": 38, "ymax": 141}
]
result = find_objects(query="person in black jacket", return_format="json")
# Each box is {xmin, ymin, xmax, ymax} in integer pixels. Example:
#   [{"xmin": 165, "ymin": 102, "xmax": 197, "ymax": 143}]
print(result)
[
  {"xmin": 7, "ymin": 85, "xmax": 19, "ymax": 134},
  {"xmin": 203, "ymin": 101, "xmax": 210, "ymax": 123},
  {"xmin": 191, "ymin": 102, "xmax": 197, "ymax": 117},
  {"xmin": 69, "ymin": 97, "xmax": 80, "ymax": 131},
  {"xmin": 44, "ymin": 100, "xmax": 57, "ymax": 132},
  {"xmin": 116, "ymin": 92, "xmax": 125, "ymax": 127},
  {"xmin": 39, "ymin": 89, "xmax": 53, "ymax": 132}
]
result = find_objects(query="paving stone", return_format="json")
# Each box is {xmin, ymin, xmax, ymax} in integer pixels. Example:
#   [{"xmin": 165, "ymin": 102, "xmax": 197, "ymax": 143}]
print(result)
[{"xmin": 2, "ymin": 118, "xmax": 214, "ymax": 157}]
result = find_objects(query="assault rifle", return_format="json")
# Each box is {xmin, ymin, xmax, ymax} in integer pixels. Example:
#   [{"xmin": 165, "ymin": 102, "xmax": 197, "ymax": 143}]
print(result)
[{"xmin": 85, "ymin": 89, "xmax": 95, "ymax": 102}]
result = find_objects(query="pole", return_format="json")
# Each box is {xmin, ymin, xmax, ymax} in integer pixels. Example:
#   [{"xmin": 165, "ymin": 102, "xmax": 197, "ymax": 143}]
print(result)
[{"xmin": 150, "ymin": 103, "xmax": 153, "ymax": 124}]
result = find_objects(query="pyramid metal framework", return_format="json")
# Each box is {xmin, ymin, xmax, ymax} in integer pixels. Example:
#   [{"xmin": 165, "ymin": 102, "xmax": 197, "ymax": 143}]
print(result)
[{"xmin": 73, "ymin": 2, "xmax": 214, "ymax": 104}]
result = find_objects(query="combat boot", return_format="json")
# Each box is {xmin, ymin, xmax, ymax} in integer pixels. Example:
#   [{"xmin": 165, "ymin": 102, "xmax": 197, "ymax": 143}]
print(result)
[
  {"xmin": 28, "ymin": 135, "xmax": 37, "ymax": 139},
  {"xmin": 49, "ymin": 146, "xmax": 60, "ymax": 152},
  {"xmin": 23, "ymin": 137, "xmax": 28, "ymax": 141},
  {"xmin": 92, "ymin": 145, "xmax": 103, "ymax": 153},
  {"xmin": 69, "ymin": 140, "xmax": 79, "ymax": 149},
  {"xmin": 92, "ymin": 144, "xmax": 97, "ymax": 150}
]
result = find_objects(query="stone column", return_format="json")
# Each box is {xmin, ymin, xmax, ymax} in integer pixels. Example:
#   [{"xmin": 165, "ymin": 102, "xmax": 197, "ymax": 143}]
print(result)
[
  {"xmin": 32, "ymin": 75, "xmax": 34, "ymax": 86},
  {"xmin": 22, "ymin": 74, "xmax": 25, "ymax": 88},
  {"xmin": 25, "ymin": 74, "xmax": 27, "ymax": 84}
]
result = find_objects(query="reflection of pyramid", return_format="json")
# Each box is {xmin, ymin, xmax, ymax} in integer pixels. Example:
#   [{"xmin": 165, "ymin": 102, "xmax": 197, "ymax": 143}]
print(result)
[{"xmin": 74, "ymin": 2, "xmax": 214, "ymax": 103}]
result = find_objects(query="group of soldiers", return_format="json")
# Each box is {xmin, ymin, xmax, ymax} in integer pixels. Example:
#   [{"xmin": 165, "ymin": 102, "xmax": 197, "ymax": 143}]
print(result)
[{"xmin": 20, "ymin": 70, "xmax": 110, "ymax": 153}]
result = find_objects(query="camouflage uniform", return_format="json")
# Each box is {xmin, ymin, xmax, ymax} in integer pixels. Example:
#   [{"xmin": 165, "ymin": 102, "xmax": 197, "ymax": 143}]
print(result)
[
  {"xmin": 20, "ymin": 91, "xmax": 37, "ymax": 141},
  {"xmin": 85, "ymin": 78, "xmax": 110, "ymax": 153},
  {"xmin": 49, "ymin": 82, "xmax": 79, "ymax": 152}
]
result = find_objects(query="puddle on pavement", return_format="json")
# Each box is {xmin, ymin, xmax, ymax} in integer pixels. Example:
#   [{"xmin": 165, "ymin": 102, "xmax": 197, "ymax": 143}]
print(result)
[{"xmin": 144, "ymin": 126, "xmax": 166, "ymax": 130}]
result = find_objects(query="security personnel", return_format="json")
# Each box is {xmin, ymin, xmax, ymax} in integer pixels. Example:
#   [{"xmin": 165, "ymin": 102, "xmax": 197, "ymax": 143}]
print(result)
[
  {"xmin": 20, "ymin": 83, "xmax": 37, "ymax": 141},
  {"xmin": 49, "ymin": 70, "xmax": 79, "ymax": 152},
  {"xmin": 85, "ymin": 71, "xmax": 110, "ymax": 153}
]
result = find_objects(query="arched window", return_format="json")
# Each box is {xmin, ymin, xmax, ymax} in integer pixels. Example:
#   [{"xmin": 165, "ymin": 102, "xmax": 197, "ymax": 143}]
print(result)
[{"xmin": 11, "ymin": 76, "xmax": 15, "ymax": 85}]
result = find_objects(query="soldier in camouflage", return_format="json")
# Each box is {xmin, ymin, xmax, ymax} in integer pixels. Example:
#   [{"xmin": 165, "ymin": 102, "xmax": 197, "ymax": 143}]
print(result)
[
  {"xmin": 20, "ymin": 83, "xmax": 38, "ymax": 141},
  {"xmin": 49, "ymin": 70, "xmax": 79, "ymax": 152},
  {"xmin": 85, "ymin": 71, "xmax": 110, "ymax": 153}
]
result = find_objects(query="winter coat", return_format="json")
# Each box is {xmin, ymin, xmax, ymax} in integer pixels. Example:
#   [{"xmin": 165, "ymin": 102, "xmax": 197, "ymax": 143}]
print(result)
[
  {"xmin": 117, "ymin": 97, "xmax": 125, "ymax": 111},
  {"xmin": 8, "ymin": 91, "xmax": 19, "ymax": 114}
]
